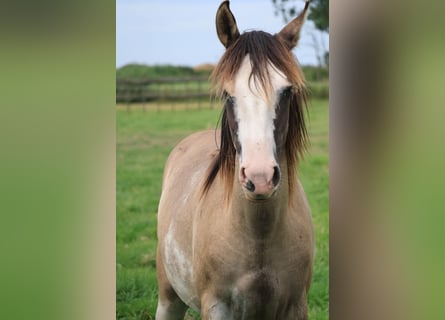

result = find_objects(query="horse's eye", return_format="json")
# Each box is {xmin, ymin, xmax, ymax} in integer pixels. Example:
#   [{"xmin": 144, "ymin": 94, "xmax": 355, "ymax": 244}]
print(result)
[
  {"xmin": 222, "ymin": 91, "xmax": 236, "ymax": 104},
  {"xmin": 277, "ymin": 86, "xmax": 292, "ymax": 104},
  {"xmin": 282, "ymin": 86, "xmax": 293, "ymax": 95}
]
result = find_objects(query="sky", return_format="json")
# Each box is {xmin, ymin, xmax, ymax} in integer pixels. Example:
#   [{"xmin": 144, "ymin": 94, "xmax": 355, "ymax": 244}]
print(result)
[{"xmin": 116, "ymin": 0, "xmax": 329, "ymax": 68}]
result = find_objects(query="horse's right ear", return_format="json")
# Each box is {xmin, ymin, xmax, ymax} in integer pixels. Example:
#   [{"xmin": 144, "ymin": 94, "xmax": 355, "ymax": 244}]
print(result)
[{"xmin": 216, "ymin": 1, "xmax": 240, "ymax": 48}]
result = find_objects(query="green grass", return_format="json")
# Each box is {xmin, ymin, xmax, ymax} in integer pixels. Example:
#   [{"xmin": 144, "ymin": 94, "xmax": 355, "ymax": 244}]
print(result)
[{"xmin": 117, "ymin": 99, "xmax": 329, "ymax": 319}]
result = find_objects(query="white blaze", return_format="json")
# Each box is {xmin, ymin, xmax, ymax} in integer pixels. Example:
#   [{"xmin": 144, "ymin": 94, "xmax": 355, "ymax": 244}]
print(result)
[{"xmin": 229, "ymin": 55, "xmax": 290, "ymax": 191}]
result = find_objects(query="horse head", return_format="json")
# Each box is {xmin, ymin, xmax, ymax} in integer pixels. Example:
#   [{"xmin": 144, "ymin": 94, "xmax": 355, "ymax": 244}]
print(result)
[{"xmin": 206, "ymin": 0, "xmax": 310, "ymax": 201}]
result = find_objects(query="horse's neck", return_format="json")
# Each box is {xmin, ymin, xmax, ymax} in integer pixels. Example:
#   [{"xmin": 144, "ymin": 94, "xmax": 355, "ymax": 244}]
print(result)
[{"xmin": 230, "ymin": 159, "xmax": 290, "ymax": 240}]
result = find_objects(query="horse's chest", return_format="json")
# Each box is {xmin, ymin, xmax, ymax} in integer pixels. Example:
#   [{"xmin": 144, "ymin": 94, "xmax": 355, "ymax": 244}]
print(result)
[
  {"xmin": 203, "ymin": 267, "xmax": 299, "ymax": 319},
  {"xmin": 232, "ymin": 269, "xmax": 282, "ymax": 315},
  {"xmin": 197, "ymin": 243, "xmax": 309, "ymax": 319}
]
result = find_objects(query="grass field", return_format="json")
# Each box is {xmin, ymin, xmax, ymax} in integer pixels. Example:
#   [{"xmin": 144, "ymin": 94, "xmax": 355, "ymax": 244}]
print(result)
[{"xmin": 117, "ymin": 99, "xmax": 329, "ymax": 319}]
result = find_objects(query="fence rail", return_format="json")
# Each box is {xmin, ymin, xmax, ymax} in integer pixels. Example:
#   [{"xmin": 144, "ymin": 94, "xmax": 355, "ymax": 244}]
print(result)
[{"xmin": 116, "ymin": 76, "xmax": 211, "ymax": 104}]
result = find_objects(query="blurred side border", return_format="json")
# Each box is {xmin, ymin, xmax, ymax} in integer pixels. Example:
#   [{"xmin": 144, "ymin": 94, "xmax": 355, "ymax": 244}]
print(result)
[
  {"xmin": 0, "ymin": 1, "xmax": 115, "ymax": 320},
  {"xmin": 1, "ymin": 0, "xmax": 445, "ymax": 319},
  {"xmin": 331, "ymin": 0, "xmax": 445, "ymax": 319}
]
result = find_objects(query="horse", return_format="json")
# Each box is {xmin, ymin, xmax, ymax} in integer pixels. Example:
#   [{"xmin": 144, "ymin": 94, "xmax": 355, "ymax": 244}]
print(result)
[{"xmin": 155, "ymin": 1, "xmax": 313, "ymax": 319}]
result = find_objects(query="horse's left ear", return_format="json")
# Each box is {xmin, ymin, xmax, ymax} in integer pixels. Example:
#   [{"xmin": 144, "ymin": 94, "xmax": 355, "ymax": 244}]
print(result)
[
  {"xmin": 216, "ymin": 1, "xmax": 240, "ymax": 48},
  {"xmin": 277, "ymin": 0, "xmax": 310, "ymax": 50}
]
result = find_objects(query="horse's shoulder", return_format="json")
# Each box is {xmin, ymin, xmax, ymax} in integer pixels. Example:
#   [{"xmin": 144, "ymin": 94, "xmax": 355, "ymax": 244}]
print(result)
[{"xmin": 166, "ymin": 130, "xmax": 215, "ymax": 161}]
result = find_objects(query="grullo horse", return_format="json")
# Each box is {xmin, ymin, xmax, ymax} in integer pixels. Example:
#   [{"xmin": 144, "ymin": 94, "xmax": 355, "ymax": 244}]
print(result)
[{"xmin": 156, "ymin": 1, "xmax": 314, "ymax": 319}]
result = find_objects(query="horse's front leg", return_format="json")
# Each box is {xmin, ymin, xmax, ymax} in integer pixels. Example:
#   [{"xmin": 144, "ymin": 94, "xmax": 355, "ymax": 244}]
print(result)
[
  {"xmin": 200, "ymin": 292, "xmax": 231, "ymax": 320},
  {"xmin": 155, "ymin": 247, "xmax": 188, "ymax": 320},
  {"xmin": 155, "ymin": 299, "xmax": 188, "ymax": 320}
]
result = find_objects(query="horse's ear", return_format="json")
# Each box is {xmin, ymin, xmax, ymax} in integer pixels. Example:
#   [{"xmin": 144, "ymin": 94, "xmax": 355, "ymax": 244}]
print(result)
[
  {"xmin": 277, "ymin": 0, "xmax": 310, "ymax": 50},
  {"xmin": 216, "ymin": 1, "xmax": 240, "ymax": 48}
]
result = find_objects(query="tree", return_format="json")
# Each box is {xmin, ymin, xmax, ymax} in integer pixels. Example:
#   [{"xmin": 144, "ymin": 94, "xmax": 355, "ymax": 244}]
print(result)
[
  {"xmin": 307, "ymin": 0, "xmax": 328, "ymax": 33},
  {"xmin": 272, "ymin": 0, "xmax": 328, "ymax": 33}
]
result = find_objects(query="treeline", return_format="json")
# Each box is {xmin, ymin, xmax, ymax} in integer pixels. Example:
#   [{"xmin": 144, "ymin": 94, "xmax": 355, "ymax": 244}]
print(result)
[
  {"xmin": 116, "ymin": 64, "xmax": 213, "ymax": 79},
  {"xmin": 116, "ymin": 63, "xmax": 328, "ymax": 81}
]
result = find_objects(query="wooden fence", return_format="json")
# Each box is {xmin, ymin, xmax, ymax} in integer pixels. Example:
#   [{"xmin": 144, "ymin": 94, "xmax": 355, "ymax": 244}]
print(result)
[
  {"xmin": 116, "ymin": 76, "xmax": 329, "ymax": 111},
  {"xmin": 116, "ymin": 76, "xmax": 214, "ymax": 110}
]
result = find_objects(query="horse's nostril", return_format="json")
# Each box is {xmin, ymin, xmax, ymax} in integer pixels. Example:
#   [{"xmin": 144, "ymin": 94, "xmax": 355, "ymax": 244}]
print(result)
[
  {"xmin": 272, "ymin": 166, "xmax": 281, "ymax": 186},
  {"xmin": 246, "ymin": 180, "xmax": 255, "ymax": 192}
]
